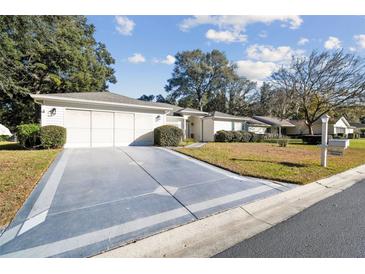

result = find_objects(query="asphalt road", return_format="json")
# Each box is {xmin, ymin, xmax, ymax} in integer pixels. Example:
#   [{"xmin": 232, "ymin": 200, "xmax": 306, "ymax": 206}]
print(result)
[{"xmin": 215, "ymin": 179, "xmax": 365, "ymax": 258}]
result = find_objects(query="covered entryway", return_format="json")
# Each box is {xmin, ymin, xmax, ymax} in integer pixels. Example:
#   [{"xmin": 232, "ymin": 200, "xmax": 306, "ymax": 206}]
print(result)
[{"xmin": 64, "ymin": 109, "xmax": 158, "ymax": 148}]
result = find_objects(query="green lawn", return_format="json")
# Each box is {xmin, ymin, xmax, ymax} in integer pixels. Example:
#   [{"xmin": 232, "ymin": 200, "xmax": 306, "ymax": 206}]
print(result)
[
  {"xmin": 0, "ymin": 142, "xmax": 60, "ymax": 227},
  {"xmin": 176, "ymin": 139, "xmax": 365, "ymax": 185}
]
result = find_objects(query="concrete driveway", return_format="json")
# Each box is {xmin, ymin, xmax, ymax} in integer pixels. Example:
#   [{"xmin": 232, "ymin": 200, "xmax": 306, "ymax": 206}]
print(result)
[{"xmin": 0, "ymin": 147, "xmax": 294, "ymax": 257}]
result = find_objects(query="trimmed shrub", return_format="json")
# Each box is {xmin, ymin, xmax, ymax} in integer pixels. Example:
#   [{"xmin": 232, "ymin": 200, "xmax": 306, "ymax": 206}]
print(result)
[
  {"xmin": 154, "ymin": 125, "xmax": 183, "ymax": 146},
  {"xmin": 301, "ymin": 135, "xmax": 322, "ymax": 145},
  {"xmin": 240, "ymin": 131, "xmax": 252, "ymax": 142},
  {"xmin": 16, "ymin": 124, "xmax": 41, "ymax": 148},
  {"xmin": 278, "ymin": 138, "xmax": 289, "ymax": 147},
  {"xmin": 249, "ymin": 133, "xmax": 260, "ymax": 142},
  {"xmin": 40, "ymin": 125, "xmax": 67, "ymax": 149},
  {"xmin": 0, "ymin": 135, "xmax": 11, "ymax": 141},
  {"xmin": 231, "ymin": 131, "xmax": 243, "ymax": 142},
  {"xmin": 215, "ymin": 130, "xmax": 233, "ymax": 142}
]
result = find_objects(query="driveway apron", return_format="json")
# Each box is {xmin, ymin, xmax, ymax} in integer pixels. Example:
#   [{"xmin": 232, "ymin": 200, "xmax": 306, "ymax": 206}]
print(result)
[{"xmin": 0, "ymin": 147, "xmax": 294, "ymax": 257}]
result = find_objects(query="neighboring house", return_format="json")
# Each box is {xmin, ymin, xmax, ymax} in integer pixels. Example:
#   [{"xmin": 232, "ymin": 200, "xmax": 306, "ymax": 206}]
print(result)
[
  {"xmin": 201, "ymin": 111, "xmax": 270, "ymax": 142},
  {"xmin": 31, "ymin": 92, "xmax": 271, "ymax": 147},
  {"xmin": 286, "ymin": 116, "xmax": 355, "ymax": 136},
  {"xmin": 0, "ymin": 124, "xmax": 12, "ymax": 136},
  {"xmin": 350, "ymin": 122, "xmax": 365, "ymax": 137},
  {"xmin": 253, "ymin": 116, "xmax": 296, "ymax": 137}
]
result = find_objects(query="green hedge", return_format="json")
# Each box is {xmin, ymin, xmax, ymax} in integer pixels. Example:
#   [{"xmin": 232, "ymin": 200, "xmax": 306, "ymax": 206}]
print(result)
[
  {"xmin": 154, "ymin": 125, "xmax": 183, "ymax": 147},
  {"xmin": 40, "ymin": 125, "xmax": 67, "ymax": 149},
  {"xmin": 16, "ymin": 124, "xmax": 41, "ymax": 148},
  {"xmin": 214, "ymin": 130, "xmax": 256, "ymax": 142}
]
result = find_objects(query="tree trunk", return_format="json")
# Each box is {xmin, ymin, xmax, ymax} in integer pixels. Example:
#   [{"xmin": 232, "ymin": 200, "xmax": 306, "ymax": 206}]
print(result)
[{"xmin": 307, "ymin": 123, "xmax": 314, "ymax": 135}]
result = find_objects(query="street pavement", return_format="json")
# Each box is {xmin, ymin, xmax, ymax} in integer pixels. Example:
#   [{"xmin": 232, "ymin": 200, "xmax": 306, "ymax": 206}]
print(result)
[{"xmin": 215, "ymin": 179, "xmax": 365, "ymax": 258}]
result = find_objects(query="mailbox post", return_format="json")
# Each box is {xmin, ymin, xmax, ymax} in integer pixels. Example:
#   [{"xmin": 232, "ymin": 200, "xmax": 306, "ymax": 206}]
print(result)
[{"xmin": 321, "ymin": 114, "xmax": 330, "ymax": 167}]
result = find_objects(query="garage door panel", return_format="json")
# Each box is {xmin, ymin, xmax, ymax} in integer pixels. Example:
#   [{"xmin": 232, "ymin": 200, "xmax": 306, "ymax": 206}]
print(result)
[
  {"xmin": 64, "ymin": 110, "xmax": 91, "ymax": 148},
  {"xmin": 92, "ymin": 112, "xmax": 114, "ymax": 147},
  {"xmin": 134, "ymin": 114, "xmax": 154, "ymax": 145},
  {"xmin": 115, "ymin": 113, "xmax": 134, "ymax": 146}
]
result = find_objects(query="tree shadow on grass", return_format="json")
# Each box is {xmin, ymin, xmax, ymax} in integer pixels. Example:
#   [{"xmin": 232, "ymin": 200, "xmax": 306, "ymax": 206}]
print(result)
[
  {"xmin": 230, "ymin": 158, "xmax": 308, "ymax": 168},
  {"xmin": 0, "ymin": 142, "xmax": 24, "ymax": 151}
]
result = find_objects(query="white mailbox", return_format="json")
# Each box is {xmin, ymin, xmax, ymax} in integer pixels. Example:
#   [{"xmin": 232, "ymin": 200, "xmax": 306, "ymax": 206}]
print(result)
[
  {"xmin": 328, "ymin": 139, "xmax": 350, "ymax": 149},
  {"xmin": 328, "ymin": 139, "xmax": 349, "ymax": 156}
]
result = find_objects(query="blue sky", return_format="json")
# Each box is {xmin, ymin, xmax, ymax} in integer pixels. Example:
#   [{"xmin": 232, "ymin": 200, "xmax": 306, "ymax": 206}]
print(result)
[{"xmin": 87, "ymin": 16, "xmax": 365, "ymax": 98}]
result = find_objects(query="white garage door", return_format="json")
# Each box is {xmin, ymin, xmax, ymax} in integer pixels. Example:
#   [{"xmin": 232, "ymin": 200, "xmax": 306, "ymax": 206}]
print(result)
[
  {"xmin": 64, "ymin": 109, "xmax": 157, "ymax": 147},
  {"xmin": 134, "ymin": 113, "xmax": 155, "ymax": 146},
  {"xmin": 91, "ymin": 111, "xmax": 114, "ymax": 147},
  {"xmin": 64, "ymin": 109, "xmax": 91, "ymax": 148},
  {"xmin": 115, "ymin": 112, "xmax": 134, "ymax": 146}
]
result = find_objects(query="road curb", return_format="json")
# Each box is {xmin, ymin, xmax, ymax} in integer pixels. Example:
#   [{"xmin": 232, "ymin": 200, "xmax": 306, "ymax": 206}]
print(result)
[{"xmin": 95, "ymin": 164, "xmax": 365, "ymax": 258}]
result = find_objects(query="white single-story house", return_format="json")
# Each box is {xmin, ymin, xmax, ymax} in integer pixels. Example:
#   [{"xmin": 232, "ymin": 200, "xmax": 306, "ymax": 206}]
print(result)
[
  {"xmin": 252, "ymin": 116, "xmax": 296, "ymax": 137},
  {"xmin": 201, "ymin": 111, "xmax": 270, "ymax": 142},
  {"xmin": 31, "ymin": 92, "xmax": 268, "ymax": 148},
  {"xmin": 286, "ymin": 116, "xmax": 355, "ymax": 136}
]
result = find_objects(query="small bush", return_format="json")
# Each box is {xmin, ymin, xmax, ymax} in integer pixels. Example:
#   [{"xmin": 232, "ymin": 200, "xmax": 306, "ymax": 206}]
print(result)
[
  {"xmin": 240, "ymin": 131, "xmax": 252, "ymax": 142},
  {"xmin": 301, "ymin": 135, "xmax": 322, "ymax": 145},
  {"xmin": 40, "ymin": 125, "xmax": 66, "ymax": 149},
  {"xmin": 215, "ymin": 130, "xmax": 233, "ymax": 142},
  {"xmin": 0, "ymin": 135, "xmax": 11, "ymax": 141},
  {"xmin": 154, "ymin": 125, "xmax": 183, "ymax": 146},
  {"xmin": 249, "ymin": 133, "xmax": 261, "ymax": 142},
  {"xmin": 348, "ymin": 133, "xmax": 360, "ymax": 139},
  {"xmin": 278, "ymin": 138, "xmax": 289, "ymax": 147},
  {"xmin": 16, "ymin": 124, "xmax": 41, "ymax": 148},
  {"xmin": 231, "ymin": 131, "xmax": 243, "ymax": 142}
]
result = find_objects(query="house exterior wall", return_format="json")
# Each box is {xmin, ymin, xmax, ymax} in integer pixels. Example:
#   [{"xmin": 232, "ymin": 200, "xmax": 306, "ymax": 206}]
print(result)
[
  {"xmin": 234, "ymin": 122, "xmax": 243, "ymax": 131},
  {"xmin": 214, "ymin": 119, "xmax": 233, "ymax": 132},
  {"xmin": 202, "ymin": 118, "xmax": 214, "ymax": 142},
  {"xmin": 166, "ymin": 116, "xmax": 184, "ymax": 129},
  {"xmin": 247, "ymin": 126, "xmax": 266, "ymax": 134},
  {"xmin": 333, "ymin": 118, "xmax": 353, "ymax": 135},
  {"xmin": 41, "ymin": 105, "xmax": 65, "ymax": 126},
  {"xmin": 190, "ymin": 116, "xmax": 203, "ymax": 141}
]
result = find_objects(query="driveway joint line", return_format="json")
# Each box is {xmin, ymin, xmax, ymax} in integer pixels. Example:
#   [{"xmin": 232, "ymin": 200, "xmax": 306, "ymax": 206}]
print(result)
[
  {"xmin": 46, "ymin": 191, "xmax": 155, "ymax": 218},
  {"xmin": 240, "ymin": 206, "xmax": 274, "ymax": 226},
  {"xmin": 119, "ymin": 148, "xmax": 199, "ymax": 220}
]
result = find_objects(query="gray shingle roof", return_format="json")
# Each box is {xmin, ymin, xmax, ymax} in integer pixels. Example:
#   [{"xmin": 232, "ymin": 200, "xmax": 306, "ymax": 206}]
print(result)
[
  {"xmin": 33, "ymin": 92, "xmax": 174, "ymax": 109},
  {"xmin": 350, "ymin": 122, "xmax": 365, "ymax": 129},
  {"xmin": 253, "ymin": 116, "xmax": 295, "ymax": 127},
  {"xmin": 209, "ymin": 111, "xmax": 269, "ymax": 126}
]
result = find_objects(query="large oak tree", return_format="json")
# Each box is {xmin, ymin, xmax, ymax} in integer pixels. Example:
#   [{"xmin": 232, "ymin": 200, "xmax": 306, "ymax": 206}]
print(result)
[
  {"xmin": 0, "ymin": 16, "xmax": 116, "ymax": 130},
  {"xmin": 272, "ymin": 50, "xmax": 365, "ymax": 134}
]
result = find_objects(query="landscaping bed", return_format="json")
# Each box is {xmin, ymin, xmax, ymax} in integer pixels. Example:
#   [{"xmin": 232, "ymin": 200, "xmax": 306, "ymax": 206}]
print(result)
[
  {"xmin": 175, "ymin": 139, "xmax": 365, "ymax": 185},
  {"xmin": 0, "ymin": 142, "xmax": 60, "ymax": 227}
]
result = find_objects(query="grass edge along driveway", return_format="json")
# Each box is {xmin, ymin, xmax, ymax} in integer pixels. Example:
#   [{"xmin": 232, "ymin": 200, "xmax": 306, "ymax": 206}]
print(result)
[
  {"xmin": 0, "ymin": 142, "xmax": 60, "ymax": 227},
  {"xmin": 175, "ymin": 139, "xmax": 365, "ymax": 185}
]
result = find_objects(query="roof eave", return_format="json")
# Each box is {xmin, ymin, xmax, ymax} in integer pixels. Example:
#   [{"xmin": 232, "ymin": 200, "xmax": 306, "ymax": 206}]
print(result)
[{"xmin": 30, "ymin": 94, "xmax": 173, "ymax": 111}]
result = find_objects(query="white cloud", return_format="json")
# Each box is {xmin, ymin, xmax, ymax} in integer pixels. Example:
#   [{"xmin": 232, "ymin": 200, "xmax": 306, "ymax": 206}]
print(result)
[
  {"xmin": 205, "ymin": 29, "xmax": 247, "ymax": 43},
  {"xmin": 127, "ymin": 53, "xmax": 145, "ymax": 64},
  {"xmin": 235, "ymin": 60, "xmax": 278, "ymax": 82},
  {"xmin": 298, "ymin": 37, "xmax": 309, "ymax": 46},
  {"xmin": 354, "ymin": 34, "xmax": 365, "ymax": 48},
  {"xmin": 179, "ymin": 15, "xmax": 303, "ymax": 32},
  {"xmin": 324, "ymin": 36, "xmax": 341, "ymax": 49},
  {"xmin": 349, "ymin": 47, "xmax": 357, "ymax": 52},
  {"xmin": 153, "ymin": 55, "xmax": 176, "ymax": 65},
  {"xmin": 246, "ymin": 44, "xmax": 300, "ymax": 63},
  {"xmin": 179, "ymin": 16, "xmax": 302, "ymax": 44},
  {"xmin": 115, "ymin": 16, "xmax": 135, "ymax": 36}
]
